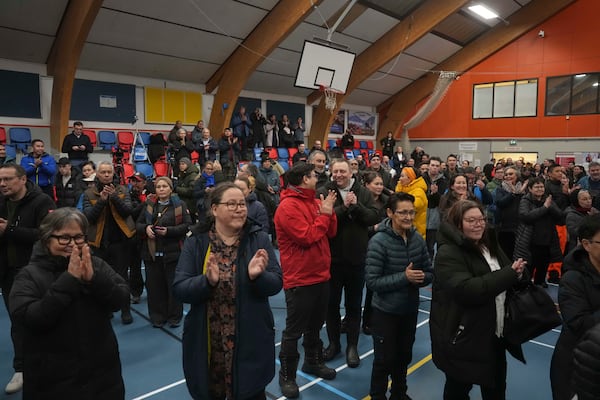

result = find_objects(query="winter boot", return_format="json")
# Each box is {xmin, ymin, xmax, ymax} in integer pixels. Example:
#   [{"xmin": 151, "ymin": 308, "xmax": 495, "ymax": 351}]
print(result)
[{"xmin": 279, "ymin": 354, "xmax": 299, "ymax": 398}]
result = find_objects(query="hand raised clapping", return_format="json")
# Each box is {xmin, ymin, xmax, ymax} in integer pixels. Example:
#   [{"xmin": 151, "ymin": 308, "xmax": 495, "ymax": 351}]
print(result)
[{"xmin": 68, "ymin": 244, "xmax": 94, "ymax": 282}]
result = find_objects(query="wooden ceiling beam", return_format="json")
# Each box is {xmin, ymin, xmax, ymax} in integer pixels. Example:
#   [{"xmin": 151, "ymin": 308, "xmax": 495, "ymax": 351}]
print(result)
[
  {"xmin": 378, "ymin": 0, "xmax": 577, "ymax": 140},
  {"xmin": 47, "ymin": 0, "xmax": 102, "ymax": 150},
  {"xmin": 307, "ymin": 0, "xmax": 470, "ymax": 146},
  {"xmin": 206, "ymin": 0, "xmax": 323, "ymax": 136}
]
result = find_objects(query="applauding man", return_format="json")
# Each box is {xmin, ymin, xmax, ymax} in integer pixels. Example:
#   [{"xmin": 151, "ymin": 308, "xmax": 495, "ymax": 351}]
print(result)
[{"xmin": 274, "ymin": 163, "xmax": 338, "ymax": 398}]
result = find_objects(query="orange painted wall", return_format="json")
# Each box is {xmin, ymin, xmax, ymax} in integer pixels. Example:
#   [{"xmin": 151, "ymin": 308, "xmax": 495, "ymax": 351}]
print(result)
[{"xmin": 405, "ymin": 0, "xmax": 600, "ymax": 140}]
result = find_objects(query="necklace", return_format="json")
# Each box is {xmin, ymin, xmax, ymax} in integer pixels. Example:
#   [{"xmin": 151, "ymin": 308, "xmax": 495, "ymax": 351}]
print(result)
[{"xmin": 215, "ymin": 227, "xmax": 239, "ymax": 246}]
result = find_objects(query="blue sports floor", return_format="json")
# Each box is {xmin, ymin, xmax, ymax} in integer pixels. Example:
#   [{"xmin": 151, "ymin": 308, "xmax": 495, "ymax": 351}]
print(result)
[{"xmin": 0, "ymin": 270, "xmax": 559, "ymax": 400}]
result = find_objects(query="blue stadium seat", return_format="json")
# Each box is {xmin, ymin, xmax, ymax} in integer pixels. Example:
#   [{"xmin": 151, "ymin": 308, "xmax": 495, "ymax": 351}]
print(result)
[
  {"xmin": 5, "ymin": 144, "xmax": 16, "ymax": 159},
  {"xmin": 98, "ymin": 130, "xmax": 116, "ymax": 151},
  {"xmin": 278, "ymin": 160, "xmax": 290, "ymax": 171},
  {"xmin": 253, "ymin": 148, "xmax": 263, "ymax": 161},
  {"xmin": 327, "ymin": 139, "xmax": 337, "ymax": 149},
  {"xmin": 9, "ymin": 127, "xmax": 32, "ymax": 153},
  {"xmin": 139, "ymin": 132, "xmax": 151, "ymax": 145},
  {"xmin": 353, "ymin": 149, "xmax": 361, "ymax": 158},
  {"xmin": 359, "ymin": 140, "xmax": 368, "ymax": 149},
  {"xmin": 277, "ymin": 147, "xmax": 289, "ymax": 161},
  {"xmin": 134, "ymin": 161, "xmax": 154, "ymax": 178}
]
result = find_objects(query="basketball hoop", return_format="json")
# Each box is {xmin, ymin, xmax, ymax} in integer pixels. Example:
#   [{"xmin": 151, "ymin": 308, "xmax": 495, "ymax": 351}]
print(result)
[{"xmin": 320, "ymin": 85, "xmax": 344, "ymax": 114}]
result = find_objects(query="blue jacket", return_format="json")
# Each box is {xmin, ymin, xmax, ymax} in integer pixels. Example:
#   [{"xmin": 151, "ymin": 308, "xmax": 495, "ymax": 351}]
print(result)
[
  {"xmin": 173, "ymin": 223, "xmax": 282, "ymax": 400},
  {"xmin": 365, "ymin": 218, "xmax": 433, "ymax": 315},
  {"xmin": 20, "ymin": 152, "xmax": 56, "ymax": 188}
]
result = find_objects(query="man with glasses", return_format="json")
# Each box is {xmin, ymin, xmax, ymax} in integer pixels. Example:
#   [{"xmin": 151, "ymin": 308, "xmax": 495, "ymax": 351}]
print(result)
[
  {"xmin": 61, "ymin": 121, "xmax": 93, "ymax": 170},
  {"xmin": 318, "ymin": 159, "xmax": 380, "ymax": 368},
  {"xmin": 0, "ymin": 164, "xmax": 55, "ymax": 394},
  {"xmin": 274, "ymin": 162, "xmax": 338, "ymax": 398},
  {"xmin": 82, "ymin": 161, "xmax": 136, "ymax": 324}
]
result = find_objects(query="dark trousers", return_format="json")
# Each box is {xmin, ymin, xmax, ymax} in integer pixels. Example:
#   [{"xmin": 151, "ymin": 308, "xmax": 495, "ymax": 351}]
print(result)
[
  {"xmin": 443, "ymin": 338, "xmax": 507, "ymax": 400},
  {"xmin": 93, "ymin": 241, "xmax": 131, "ymax": 313},
  {"xmin": 426, "ymin": 229, "xmax": 438, "ymax": 258},
  {"xmin": 327, "ymin": 263, "xmax": 365, "ymax": 348},
  {"xmin": 129, "ymin": 239, "xmax": 145, "ymax": 298},
  {"xmin": 211, "ymin": 390, "xmax": 266, "ymax": 400},
  {"xmin": 145, "ymin": 256, "xmax": 182, "ymax": 325},
  {"xmin": 362, "ymin": 288, "xmax": 373, "ymax": 329},
  {"xmin": 528, "ymin": 244, "xmax": 551, "ymax": 284},
  {"xmin": 369, "ymin": 308, "xmax": 417, "ymax": 400},
  {"xmin": 1, "ymin": 268, "xmax": 23, "ymax": 371},
  {"xmin": 280, "ymin": 282, "xmax": 329, "ymax": 356}
]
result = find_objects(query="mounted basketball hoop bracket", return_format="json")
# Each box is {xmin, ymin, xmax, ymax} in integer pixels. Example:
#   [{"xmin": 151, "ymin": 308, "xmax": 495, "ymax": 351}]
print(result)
[{"xmin": 294, "ymin": 40, "xmax": 356, "ymax": 112}]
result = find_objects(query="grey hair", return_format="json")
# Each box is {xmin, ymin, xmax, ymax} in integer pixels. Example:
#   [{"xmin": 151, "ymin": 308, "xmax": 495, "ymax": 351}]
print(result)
[
  {"xmin": 39, "ymin": 208, "xmax": 89, "ymax": 246},
  {"xmin": 97, "ymin": 160, "xmax": 114, "ymax": 172}
]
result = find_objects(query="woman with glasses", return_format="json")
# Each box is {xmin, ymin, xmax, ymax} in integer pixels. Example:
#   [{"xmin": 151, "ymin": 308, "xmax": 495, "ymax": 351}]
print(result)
[
  {"xmin": 174, "ymin": 182, "xmax": 282, "ymax": 400},
  {"xmin": 514, "ymin": 177, "xmax": 564, "ymax": 287},
  {"xmin": 365, "ymin": 192, "xmax": 433, "ymax": 400},
  {"xmin": 9, "ymin": 208, "xmax": 129, "ymax": 399},
  {"xmin": 137, "ymin": 177, "xmax": 192, "ymax": 328},
  {"xmin": 430, "ymin": 200, "xmax": 527, "ymax": 400}
]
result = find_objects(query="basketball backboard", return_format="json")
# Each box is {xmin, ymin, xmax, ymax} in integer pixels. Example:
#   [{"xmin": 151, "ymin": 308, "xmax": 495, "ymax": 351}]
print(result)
[{"xmin": 294, "ymin": 40, "xmax": 355, "ymax": 94}]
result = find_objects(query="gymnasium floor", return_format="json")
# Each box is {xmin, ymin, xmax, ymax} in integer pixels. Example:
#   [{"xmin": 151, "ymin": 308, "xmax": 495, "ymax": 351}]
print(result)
[{"xmin": 0, "ymin": 268, "xmax": 559, "ymax": 400}]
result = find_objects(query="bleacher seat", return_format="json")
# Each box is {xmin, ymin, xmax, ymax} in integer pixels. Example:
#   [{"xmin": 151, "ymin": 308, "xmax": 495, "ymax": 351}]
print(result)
[
  {"xmin": 366, "ymin": 141, "xmax": 374, "ymax": 150},
  {"xmin": 359, "ymin": 141, "xmax": 368, "ymax": 149},
  {"xmin": 353, "ymin": 149, "xmax": 361, "ymax": 158},
  {"xmin": 98, "ymin": 131, "xmax": 116, "ymax": 150},
  {"xmin": 344, "ymin": 150, "xmax": 354, "ymax": 159},
  {"xmin": 9, "ymin": 127, "xmax": 32, "ymax": 153},
  {"xmin": 117, "ymin": 131, "xmax": 134, "ymax": 151},
  {"xmin": 5, "ymin": 144, "xmax": 16, "ymax": 159},
  {"xmin": 253, "ymin": 148, "xmax": 263, "ymax": 161},
  {"xmin": 287, "ymin": 147, "xmax": 298, "ymax": 162},
  {"xmin": 278, "ymin": 160, "xmax": 290, "ymax": 171},
  {"xmin": 353, "ymin": 140, "xmax": 361, "ymax": 149},
  {"xmin": 267, "ymin": 148, "xmax": 278, "ymax": 160},
  {"xmin": 153, "ymin": 160, "xmax": 169, "ymax": 177},
  {"xmin": 134, "ymin": 161, "xmax": 154, "ymax": 178},
  {"xmin": 190, "ymin": 150, "xmax": 199, "ymax": 165},
  {"xmin": 327, "ymin": 139, "xmax": 337, "ymax": 149},
  {"xmin": 139, "ymin": 132, "xmax": 151, "ymax": 146},
  {"xmin": 277, "ymin": 148, "xmax": 289, "ymax": 161},
  {"xmin": 0, "ymin": 127, "xmax": 6, "ymax": 144},
  {"xmin": 252, "ymin": 161, "xmax": 261, "ymax": 169},
  {"xmin": 82, "ymin": 130, "xmax": 97, "ymax": 147}
]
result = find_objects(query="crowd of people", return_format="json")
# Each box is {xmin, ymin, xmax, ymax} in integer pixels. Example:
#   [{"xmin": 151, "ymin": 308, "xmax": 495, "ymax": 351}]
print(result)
[{"xmin": 2, "ymin": 120, "xmax": 600, "ymax": 400}]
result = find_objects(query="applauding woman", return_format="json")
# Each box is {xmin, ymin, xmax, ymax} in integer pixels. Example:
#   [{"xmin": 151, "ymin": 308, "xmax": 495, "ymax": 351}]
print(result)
[
  {"xmin": 173, "ymin": 182, "xmax": 282, "ymax": 400},
  {"xmin": 9, "ymin": 208, "xmax": 129, "ymax": 399},
  {"xmin": 137, "ymin": 177, "xmax": 191, "ymax": 328},
  {"xmin": 430, "ymin": 200, "xmax": 526, "ymax": 399}
]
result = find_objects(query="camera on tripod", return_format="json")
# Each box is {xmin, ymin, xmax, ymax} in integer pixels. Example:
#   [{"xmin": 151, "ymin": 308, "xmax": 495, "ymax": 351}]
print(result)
[{"xmin": 112, "ymin": 146, "xmax": 126, "ymax": 164}]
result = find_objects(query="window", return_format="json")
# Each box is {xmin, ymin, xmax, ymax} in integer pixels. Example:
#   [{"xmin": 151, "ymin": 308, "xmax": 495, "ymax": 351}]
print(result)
[
  {"xmin": 473, "ymin": 79, "xmax": 537, "ymax": 119},
  {"xmin": 545, "ymin": 73, "xmax": 600, "ymax": 116}
]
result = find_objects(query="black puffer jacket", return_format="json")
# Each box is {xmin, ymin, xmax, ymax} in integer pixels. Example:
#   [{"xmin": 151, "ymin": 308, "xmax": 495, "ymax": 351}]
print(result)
[
  {"xmin": 9, "ymin": 242, "xmax": 129, "ymax": 399},
  {"xmin": 54, "ymin": 171, "xmax": 83, "ymax": 208},
  {"xmin": 430, "ymin": 222, "xmax": 523, "ymax": 387},
  {"xmin": 550, "ymin": 246, "xmax": 600, "ymax": 400},
  {"xmin": 317, "ymin": 178, "xmax": 380, "ymax": 267},
  {"xmin": 572, "ymin": 322, "xmax": 600, "ymax": 400}
]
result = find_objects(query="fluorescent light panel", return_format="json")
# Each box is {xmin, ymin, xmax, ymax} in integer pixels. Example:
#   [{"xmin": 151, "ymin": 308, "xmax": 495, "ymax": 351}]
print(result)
[{"xmin": 469, "ymin": 4, "xmax": 499, "ymax": 19}]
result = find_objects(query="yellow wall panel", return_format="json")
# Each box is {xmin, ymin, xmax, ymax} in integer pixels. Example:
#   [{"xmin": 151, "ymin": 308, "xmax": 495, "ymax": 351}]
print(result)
[
  {"xmin": 145, "ymin": 87, "xmax": 164, "ymax": 123},
  {"xmin": 164, "ymin": 89, "xmax": 185, "ymax": 123},
  {"xmin": 185, "ymin": 92, "xmax": 202, "ymax": 125}
]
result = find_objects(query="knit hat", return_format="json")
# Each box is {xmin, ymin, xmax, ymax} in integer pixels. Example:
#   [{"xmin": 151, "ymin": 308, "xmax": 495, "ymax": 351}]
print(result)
[
  {"xmin": 179, "ymin": 157, "xmax": 192, "ymax": 168},
  {"xmin": 402, "ymin": 167, "xmax": 417, "ymax": 182},
  {"xmin": 155, "ymin": 176, "xmax": 174, "ymax": 189}
]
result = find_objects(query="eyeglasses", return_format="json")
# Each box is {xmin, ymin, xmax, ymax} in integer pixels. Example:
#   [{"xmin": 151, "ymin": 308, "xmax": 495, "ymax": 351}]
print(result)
[
  {"xmin": 0, "ymin": 176, "xmax": 19, "ymax": 183},
  {"xmin": 463, "ymin": 217, "xmax": 486, "ymax": 225},
  {"xmin": 394, "ymin": 210, "xmax": 416, "ymax": 217},
  {"xmin": 584, "ymin": 239, "xmax": 600, "ymax": 245},
  {"xmin": 218, "ymin": 201, "xmax": 247, "ymax": 211},
  {"xmin": 50, "ymin": 234, "xmax": 87, "ymax": 245}
]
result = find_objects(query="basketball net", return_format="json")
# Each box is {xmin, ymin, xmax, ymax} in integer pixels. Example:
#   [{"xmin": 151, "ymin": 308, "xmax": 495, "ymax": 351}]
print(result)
[{"xmin": 320, "ymin": 85, "xmax": 343, "ymax": 114}]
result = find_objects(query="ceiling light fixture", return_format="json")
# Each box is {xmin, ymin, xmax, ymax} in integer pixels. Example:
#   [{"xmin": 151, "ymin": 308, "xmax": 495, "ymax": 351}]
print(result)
[{"xmin": 469, "ymin": 4, "xmax": 499, "ymax": 20}]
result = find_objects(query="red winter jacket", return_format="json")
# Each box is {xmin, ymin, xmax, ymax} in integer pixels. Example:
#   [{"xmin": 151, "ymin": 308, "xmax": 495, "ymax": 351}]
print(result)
[{"xmin": 274, "ymin": 186, "xmax": 337, "ymax": 289}]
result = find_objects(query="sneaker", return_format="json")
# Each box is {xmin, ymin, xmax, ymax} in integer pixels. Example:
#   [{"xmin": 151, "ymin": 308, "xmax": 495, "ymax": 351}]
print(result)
[{"xmin": 5, "ymin": 372, "xmax": 23, "ymax": 394}]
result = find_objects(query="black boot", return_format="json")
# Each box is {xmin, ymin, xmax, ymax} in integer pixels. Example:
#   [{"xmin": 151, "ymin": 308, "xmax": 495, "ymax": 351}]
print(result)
[
  {"xmin": 323, "ymin": 342, "xmax": 341, "ymax": 361},
  {"xmin": 346, "ymin": 345, "xmax": 360, "ymax": 368},
  {"xmin": 279, "ymin": 354, "xmax": 299, "ymax": 398},
  {"xmin": 302, "ymin": 343, "xmax": 336, "ymax": 380}
]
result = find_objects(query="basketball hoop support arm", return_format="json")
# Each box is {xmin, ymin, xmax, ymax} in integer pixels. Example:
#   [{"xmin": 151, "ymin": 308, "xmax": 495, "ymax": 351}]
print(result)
[{"xmin": 326, "ymin": 0, "xmax": 357, "ymax": 43}]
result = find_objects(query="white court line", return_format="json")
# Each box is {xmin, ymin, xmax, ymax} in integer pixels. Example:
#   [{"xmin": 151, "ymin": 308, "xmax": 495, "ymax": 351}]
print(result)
[{"xmin": 131, "ymin": 379, "xmax": 186, "ymax": 400}]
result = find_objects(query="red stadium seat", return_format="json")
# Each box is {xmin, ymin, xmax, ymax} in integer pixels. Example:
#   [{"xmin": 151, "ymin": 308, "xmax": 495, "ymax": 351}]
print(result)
[
  {"xmin": 117, "ymin": 131, "xmax": 134, "ymax": 151},
  {"xmin": 0, "ymin": 127, "xmax": 6, "ymax": 144},
  {"xmin": 82, "ymin": 129, "xmax": 97, "ymax": 147}
]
